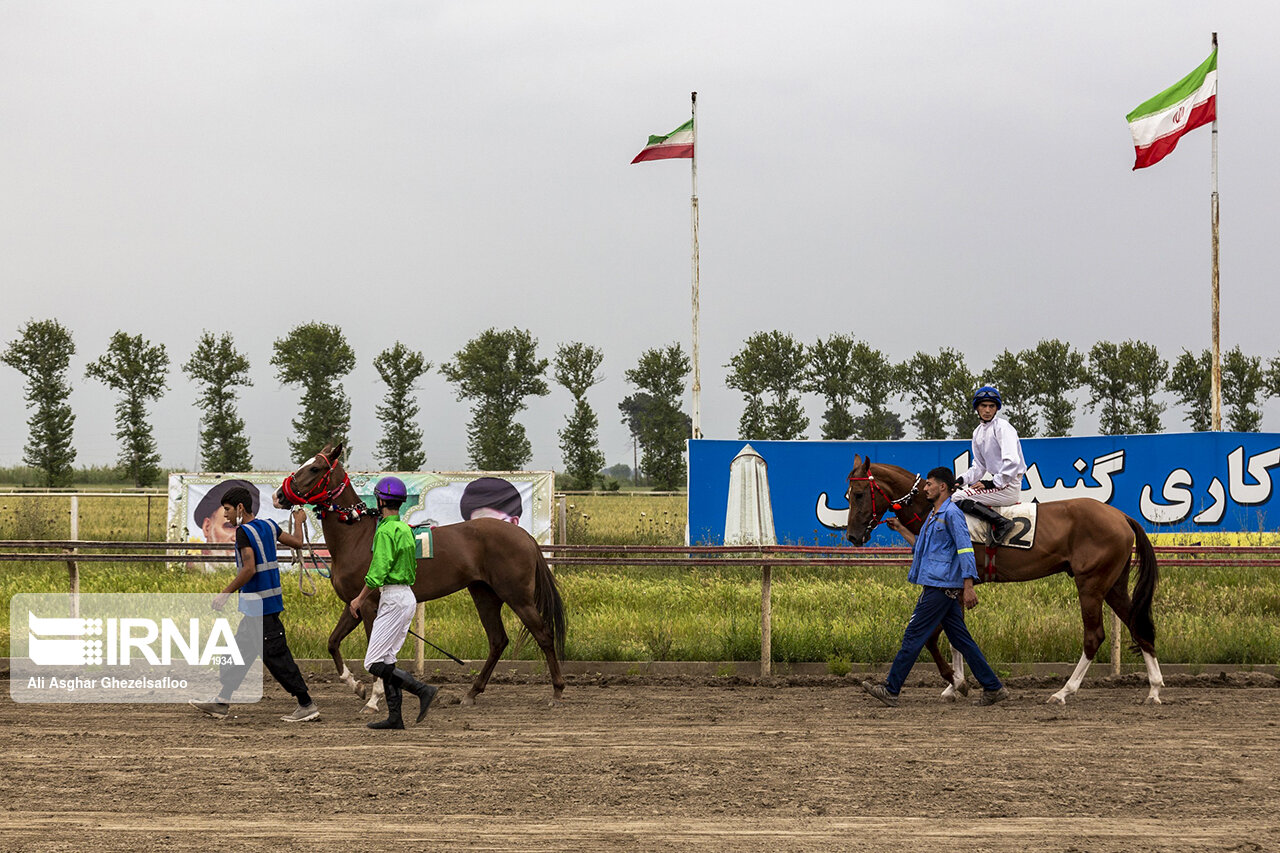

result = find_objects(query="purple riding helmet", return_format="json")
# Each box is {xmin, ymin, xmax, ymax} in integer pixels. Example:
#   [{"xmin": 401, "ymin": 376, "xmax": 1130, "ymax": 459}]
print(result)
[{"xmin": 374, "ymin": 476, "xmax": 408, "ymax": 504}]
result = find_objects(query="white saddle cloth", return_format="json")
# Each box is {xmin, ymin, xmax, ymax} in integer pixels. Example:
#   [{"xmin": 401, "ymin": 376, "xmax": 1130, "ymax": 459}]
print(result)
[{"xmin": 964, "ymin": 503, "xmax": 1038, "ymax": 550}]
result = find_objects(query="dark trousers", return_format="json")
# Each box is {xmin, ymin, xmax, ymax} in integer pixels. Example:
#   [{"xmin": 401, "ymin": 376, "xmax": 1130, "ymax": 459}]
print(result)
[
  {"xmin": 218, "ymin": 611, "xmax": 310, "ymax": 703},
  {"xmin": 884, "ymin": 586, "xmax": 1003, "ymax": 694}
]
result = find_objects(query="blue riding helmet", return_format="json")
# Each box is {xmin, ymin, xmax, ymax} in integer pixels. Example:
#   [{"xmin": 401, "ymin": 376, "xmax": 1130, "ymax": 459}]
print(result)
[
  {"xmin": 972, "ymin": 385, "xmax": 1003, "ymax": 410},
  {"xmin": 374, "ymin": 476, "xmax": 408, "ymax": 502}
]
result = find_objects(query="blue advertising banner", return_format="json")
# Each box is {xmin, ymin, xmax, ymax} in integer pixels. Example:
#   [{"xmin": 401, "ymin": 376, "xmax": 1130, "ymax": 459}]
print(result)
[{"xmin": 688, "ymin": 433, "xmax": 1280, "ymax": 545}]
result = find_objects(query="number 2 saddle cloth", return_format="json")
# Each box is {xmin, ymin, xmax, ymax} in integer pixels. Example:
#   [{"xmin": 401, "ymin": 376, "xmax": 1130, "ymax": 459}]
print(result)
[{"xmin": 964, "ymin": 503, "xmax": 1038, "ymax": 550}]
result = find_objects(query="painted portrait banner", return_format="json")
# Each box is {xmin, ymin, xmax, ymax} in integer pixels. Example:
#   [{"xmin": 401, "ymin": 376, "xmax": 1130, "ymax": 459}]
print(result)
[
  {"xmin": 168, "ymin": 471, "xmax": 556, "ymax": 546},
  {"xmin": 688, "ymin": 433, "xmax": 1280, "ymax": 546}
]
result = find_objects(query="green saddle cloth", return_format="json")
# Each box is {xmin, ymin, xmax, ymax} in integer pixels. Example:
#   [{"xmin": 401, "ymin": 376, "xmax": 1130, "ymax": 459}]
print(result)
[{"xmin": 410, "ymin": 525, "xmax": 434, "ymax": 559}]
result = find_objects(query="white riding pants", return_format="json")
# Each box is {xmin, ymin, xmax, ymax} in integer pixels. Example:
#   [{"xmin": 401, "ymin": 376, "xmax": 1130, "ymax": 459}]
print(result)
[
  {"xmin": 958, "ymin": 482, "xmax": 1022, "ymax": 507},
  {"xmin": 364, "ymin": 584, "xmax": 416, "ymax": 669}
]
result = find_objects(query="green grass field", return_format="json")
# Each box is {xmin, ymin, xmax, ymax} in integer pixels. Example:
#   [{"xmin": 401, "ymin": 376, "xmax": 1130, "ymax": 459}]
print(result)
[{"xmin": 2, "ymin": 494, "xmax": 1278, "ymax": 666}]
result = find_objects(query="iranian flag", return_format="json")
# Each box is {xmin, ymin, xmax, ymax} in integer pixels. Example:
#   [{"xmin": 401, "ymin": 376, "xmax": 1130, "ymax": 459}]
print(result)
[
  {"xmin": 1127, "ymin": 49, "xmax": 1217, "ymax": 170},
  {"xmin": 631, "ymin": 118, "xmax": 694, "ymax": 164}
]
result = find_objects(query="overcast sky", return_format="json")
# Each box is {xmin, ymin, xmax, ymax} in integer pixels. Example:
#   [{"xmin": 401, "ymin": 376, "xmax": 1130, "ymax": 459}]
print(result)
[{"xmin": 2, "ymin": 2, "xmax": 1276, "ymax": 475}]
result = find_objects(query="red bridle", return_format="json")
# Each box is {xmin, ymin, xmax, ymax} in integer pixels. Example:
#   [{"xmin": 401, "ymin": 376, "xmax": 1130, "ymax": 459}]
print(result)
[
  {"xmin": 847, "ymin": 472, "xmax": 924, "ymax": 539},
  {"xmin": 280, "ymin": 452, "xmax": 350, "ymax": 507}
]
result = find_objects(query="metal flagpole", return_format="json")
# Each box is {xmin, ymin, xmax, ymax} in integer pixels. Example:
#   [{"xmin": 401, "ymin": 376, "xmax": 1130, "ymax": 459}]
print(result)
[
  {"xmin": 1209, "ymin": 32, "xmax": 1222, "ymax": 431},
  {"xmin": 690, "ymin": 91, "xmax": 702, "ymax": 439}
]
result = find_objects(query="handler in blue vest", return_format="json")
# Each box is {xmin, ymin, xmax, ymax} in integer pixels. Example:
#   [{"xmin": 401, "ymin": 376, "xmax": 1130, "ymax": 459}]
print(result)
[
  {"xmin": 349, "ymin": 476, "xmax": 438, "ymax": 730},
  {"xmin": 862, "ymin": 467, "xmax": 1010, "ymax": 707},
  {"xmin": 191, "ymin": 485, "xmax": 319, "ymax": 722}
]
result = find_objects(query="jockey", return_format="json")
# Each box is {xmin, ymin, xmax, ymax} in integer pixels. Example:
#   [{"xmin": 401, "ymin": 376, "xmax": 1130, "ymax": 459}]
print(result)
[{"xmin": 955, "ymin": 385, "xmax": 1026, "ymax": 542}]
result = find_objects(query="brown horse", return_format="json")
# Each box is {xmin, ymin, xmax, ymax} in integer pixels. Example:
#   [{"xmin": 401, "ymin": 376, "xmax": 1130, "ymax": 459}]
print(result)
[
  {"xmin": 274, "ymin": 442, "xmax": 567, "ymax": 709},
  {"xmin": 845, "ymin": 454, "xmax": 1164, "ymax": 704}
]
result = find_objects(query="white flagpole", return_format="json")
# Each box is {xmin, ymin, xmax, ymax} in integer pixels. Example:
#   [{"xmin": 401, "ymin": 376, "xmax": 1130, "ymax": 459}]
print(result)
[
  {"xmin": 690, "ymin": 91, "xmax": 702, "ymax": 439},
  {"xmin": 1210, "ymin": 32, "xmax": 1221, "ymax": 431}
]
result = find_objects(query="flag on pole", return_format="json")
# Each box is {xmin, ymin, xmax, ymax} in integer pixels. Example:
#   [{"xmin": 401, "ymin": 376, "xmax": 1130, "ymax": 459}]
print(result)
[
  {"xmin": 1126, "ymin": 49, "xmax": 1217, "ymax": 170},
  {"xmin": 631, "ymin": 118, "xmax": 694, "ymax": 163}
]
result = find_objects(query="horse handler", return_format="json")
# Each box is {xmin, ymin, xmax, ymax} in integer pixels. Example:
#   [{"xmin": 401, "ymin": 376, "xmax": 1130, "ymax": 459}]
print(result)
[
  {"xmin": 862, "ymin": 467, "xmax": 1010, "ymax": 708},
  {"xmin": 349, "ymin": 476, "xmax": 438, "ymax": 730}
]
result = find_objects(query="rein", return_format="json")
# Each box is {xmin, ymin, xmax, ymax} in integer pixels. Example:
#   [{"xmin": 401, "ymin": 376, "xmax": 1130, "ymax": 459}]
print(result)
[{"xmin": 848, "ymin": 472, "xmax": 923, "ymax": 540}]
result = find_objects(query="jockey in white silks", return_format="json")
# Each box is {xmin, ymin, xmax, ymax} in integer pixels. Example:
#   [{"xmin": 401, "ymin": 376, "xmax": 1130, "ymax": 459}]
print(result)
[{"xmin": 955, "ymin": 384, "xmax": 1026, "ymax": 541}]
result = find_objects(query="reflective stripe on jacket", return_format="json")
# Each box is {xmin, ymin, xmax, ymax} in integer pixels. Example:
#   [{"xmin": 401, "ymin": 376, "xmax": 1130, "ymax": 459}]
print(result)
[{"xmin": 907, "ymin": 499, "xmax": 978, "ymax": 588}]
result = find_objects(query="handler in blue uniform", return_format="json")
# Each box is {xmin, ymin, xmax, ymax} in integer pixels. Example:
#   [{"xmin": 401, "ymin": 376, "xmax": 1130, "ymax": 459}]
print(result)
[{"xmin": 862, "ymin": 467, "xmax": 1010, "ymax": 707}]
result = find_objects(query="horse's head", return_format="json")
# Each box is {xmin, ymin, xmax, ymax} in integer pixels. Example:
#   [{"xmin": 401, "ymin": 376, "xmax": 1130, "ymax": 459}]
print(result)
[
  {"xmin": 845, "ymin": 453, "xmax": 880, "ymax": 546},
  {"xmin": 275, "ymin": 442, "xmax": 348, "ymax": 509}
]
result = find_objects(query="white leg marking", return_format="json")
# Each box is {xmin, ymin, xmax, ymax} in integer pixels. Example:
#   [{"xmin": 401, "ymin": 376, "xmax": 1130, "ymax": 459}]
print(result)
[
  {"xmin": 363, "ymin": 678, "xmax": 383, "ymax": 712},
  {"xmin": 952, "ymin": 649, "xmax": 966, "ymax": 693},
  {"xmin": 339, "ymin": 665, "xmax": 360, "ymax": 693},
  {"xmin": 1049, "ymin": 651, "xmax": 1094, "ymax": 704},
  {"xmin": 941, "ymin": 683, "xmax": 957, "ymax": 701},
  {"xmin": 1142, "ymin": 650, "xmax": 1165, "ymax": 705}
]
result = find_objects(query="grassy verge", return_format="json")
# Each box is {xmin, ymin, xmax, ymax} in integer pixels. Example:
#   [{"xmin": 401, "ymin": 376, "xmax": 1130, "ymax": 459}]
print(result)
[
  {"xmin": 2, "ymin": 494, "xmax": 1277, "ymax": 666},
  {"xmin": 2, "ymin": 559, "xmax": 1277, "ymax": 666}
]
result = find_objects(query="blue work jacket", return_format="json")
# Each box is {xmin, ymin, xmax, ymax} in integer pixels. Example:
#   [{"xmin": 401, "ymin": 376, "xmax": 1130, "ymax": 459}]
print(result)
[{"xmin": 907, "ymin": 498, "xmax": 978, "ymax": 589}]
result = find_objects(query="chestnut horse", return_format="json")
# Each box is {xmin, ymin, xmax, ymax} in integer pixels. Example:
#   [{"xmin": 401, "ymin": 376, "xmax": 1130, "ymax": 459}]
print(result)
[
  {"xmin": 274, "ymin": 443, "xmax": 566, "ymax": 709},
  {"xmin": 845, "ymin": 454, "xmax": 1164, "ymax": 704}
]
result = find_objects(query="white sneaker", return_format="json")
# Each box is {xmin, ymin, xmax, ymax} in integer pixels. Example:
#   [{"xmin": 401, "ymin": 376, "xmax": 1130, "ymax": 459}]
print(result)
[
  {"xmin": 190, "ymin": 699, "xmax": 230, "ymax": 719},
  {"xmin": 280, "ymin": 703, "xmax": 320, "ymax": 722}
]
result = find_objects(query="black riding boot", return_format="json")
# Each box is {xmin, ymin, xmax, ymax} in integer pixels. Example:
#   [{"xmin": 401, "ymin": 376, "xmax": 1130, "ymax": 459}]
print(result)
[
  {"xmin": 366, "ymin": 665, "xmax": 404, "ymax": 730},
  {"xmin": 392, "ymin": 668, "xmax": 439, "ymax": 724},
  {"xmin": 956, "ymin": 499, "xmax": 1014, "ymax": 543}
]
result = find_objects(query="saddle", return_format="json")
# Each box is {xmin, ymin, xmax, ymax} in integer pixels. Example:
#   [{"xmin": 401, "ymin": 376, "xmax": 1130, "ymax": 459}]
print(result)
[
  {"xmin": 963, "ymin": 503, "xmax": 1037, "ymax": 550},
  {"xmin": 963, "ymin": 504, "xmax": 1037, "ymax": 582}
]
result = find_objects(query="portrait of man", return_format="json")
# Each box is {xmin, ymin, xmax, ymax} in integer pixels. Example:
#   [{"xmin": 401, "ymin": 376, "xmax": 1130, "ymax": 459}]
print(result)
[{"xmin": 192, "ymin": 479, "xmax": 259, "ymax": 543}]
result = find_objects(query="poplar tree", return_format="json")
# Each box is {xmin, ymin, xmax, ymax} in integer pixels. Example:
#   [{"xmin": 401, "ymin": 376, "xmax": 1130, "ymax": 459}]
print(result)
[
  {"xmin": 2, "ymin": 319, "xmax": 77, "ymax": 486},
  {"xmin": 1168, "ymin": 349, "xmax": 1213, "ymax": 431},
  {"xmin": 620, "ymin": 343, "xmax": 691, "ymax": 490},
  {"xmin": 1222, "ymin": 346, "xmax": 1267, "ymax": 432},
  {"xmin": 183, "ymin": 331, "xmax": 253, "ymax": 471},
  {"xmin": 901, "ymin": 348, "xmax": 972, "ymax": 440},
  {"xmin": 85, "ymin": 332, "xmax": 169, "ymax": 487},
  {"xmin": 554, "ymin": 342, "xmax": 606, "ymax": 489},
  {"xmin": 373, "ymin": 342, "xmax": 430, "ymax": 470},
  {"xmin": 805, "ymin": 334, "xmax": 858, "ymax": 440},
  {"xmin": 270, "ymin": 323, "xmax": 356, "ymax": 460},
  {"xmin": 726, "ymin": 331, "xmax": 808, "ymax": 440},
  {"xmin": 440, "ymin": 328, "xmax": 549, "ymax": 470},
  {"xmin": 1024, "ymin": 339, "xmax": 1085, "ymax": 437},
  {"xmin": 984, "ymin": 349, "xmax": 1037, "ymax": 437}
]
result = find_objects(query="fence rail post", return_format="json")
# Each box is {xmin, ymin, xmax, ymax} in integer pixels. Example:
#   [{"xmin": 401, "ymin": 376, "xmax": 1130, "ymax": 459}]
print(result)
[
  {"xmin": 760, "ymin": 563, "xmax": 772, "ymax": 678},
  {"xmin": 68, "ymin": 495, "xmax": 79, "ymax": 617}
]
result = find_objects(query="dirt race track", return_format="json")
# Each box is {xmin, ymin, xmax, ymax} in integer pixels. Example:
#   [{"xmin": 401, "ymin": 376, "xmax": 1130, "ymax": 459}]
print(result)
[{"xmin": 2, "ymin": 669, "xmax": 1279, "ymax": 853}]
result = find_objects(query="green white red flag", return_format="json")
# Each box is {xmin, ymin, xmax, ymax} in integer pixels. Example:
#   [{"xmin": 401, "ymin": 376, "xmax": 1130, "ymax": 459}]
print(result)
[
  {"xmin": 631, "ymin": 118, "xmax": 694, "ymax": 164},
  {"xmin": 1126, "ymin": 49, "xmax": 1217, "ymax": 170}
]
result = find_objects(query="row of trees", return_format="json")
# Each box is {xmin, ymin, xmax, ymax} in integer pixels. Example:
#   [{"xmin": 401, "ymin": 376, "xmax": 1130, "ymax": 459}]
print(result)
[
  {"xmin": 725, "ymin": 332, "xmax": 1280, "ymax": 441},
  {"xmin": 8, "ymin": 320, "xmax": 1278, "ymax": 490},
  {"xmin": 2, "ymin": 320, "xmax": 692, "ymax": 490}
]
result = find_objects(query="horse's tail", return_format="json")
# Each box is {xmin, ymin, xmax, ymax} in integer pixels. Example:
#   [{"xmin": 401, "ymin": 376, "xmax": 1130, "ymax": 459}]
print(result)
[
  {"xmin": 534, "ymin": 547, "xmax": 567, "ymax": 658},
  {"xmin": 1125, "ymin": 514, "xmax": 1158, "ymax": 652}
]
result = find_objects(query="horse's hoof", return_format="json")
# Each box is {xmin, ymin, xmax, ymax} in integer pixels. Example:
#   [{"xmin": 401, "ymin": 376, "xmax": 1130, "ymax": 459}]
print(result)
[
  {"xmin": 354, "ymin": 683, "xmax": 368, "ymax": 699},
  {"xmin": 956, "ymin": 681, "xmax": 970, "ymax": 697},
  {"xmin": 460, "ymin": 694, "xmax": 477, "ymax": 707},
  {"xmin": 359, "ymin": 704, "xmax": 379, "ymax": 715},
  {"xmin": 1047, "ymin": 694, "xmax": 1067, "ymax": 705},
  {"xmin": 1143, "ymin": 695, "xmax": 1163, "ymax": 705}
]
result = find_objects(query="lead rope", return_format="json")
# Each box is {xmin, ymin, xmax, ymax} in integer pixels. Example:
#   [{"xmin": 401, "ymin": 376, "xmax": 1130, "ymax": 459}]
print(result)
[{"xmin": 295, "ymin": 515, "xmax": 331, "ymax": 597}]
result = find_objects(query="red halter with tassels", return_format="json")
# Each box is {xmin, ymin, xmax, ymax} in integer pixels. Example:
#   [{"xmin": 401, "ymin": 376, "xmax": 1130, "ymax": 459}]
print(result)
[
  {"xmin": 847, "ymin": 471, "xmax": 924, "ymax": 540},
  {"xmin": 280, "ymin": 452, "xmax": 349, "ymax": 507}
]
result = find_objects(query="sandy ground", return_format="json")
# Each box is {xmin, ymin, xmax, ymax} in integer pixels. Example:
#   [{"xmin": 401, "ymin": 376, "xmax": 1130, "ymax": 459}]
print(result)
[{"xmin": 1, "ymin": 669, "xmax": 1278, "ymax": 852}]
